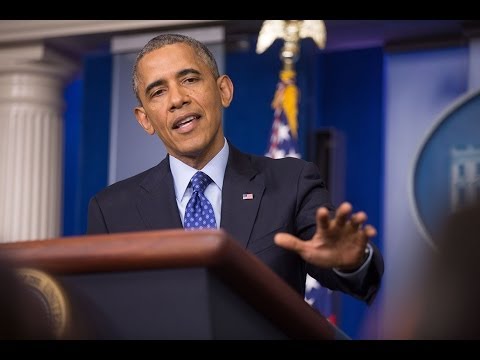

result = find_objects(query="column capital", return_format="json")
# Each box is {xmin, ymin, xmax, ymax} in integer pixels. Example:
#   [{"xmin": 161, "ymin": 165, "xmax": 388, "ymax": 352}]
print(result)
[{"xmin": 0, "ymin": 42, "xmax": 78, "ymax": 81}]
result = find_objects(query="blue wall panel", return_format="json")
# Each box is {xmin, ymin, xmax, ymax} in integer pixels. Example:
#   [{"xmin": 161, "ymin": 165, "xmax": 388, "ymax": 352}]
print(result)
[
  {"xmin": 321, "ymin": 47, "xmax": 384, "ymax": 338},
  {"xmin": 63, "ymin": 54, "xmax": 112, "ymax": 236}
]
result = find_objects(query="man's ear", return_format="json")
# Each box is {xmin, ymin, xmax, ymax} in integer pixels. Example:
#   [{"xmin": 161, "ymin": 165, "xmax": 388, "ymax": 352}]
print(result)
[
  {"xmin": 134, "ymin": 106, "xmax": 155, "ymax": 135},
  {"xmin": 217, "ymin": 75, "xmax": 234, "ymax": 108}
]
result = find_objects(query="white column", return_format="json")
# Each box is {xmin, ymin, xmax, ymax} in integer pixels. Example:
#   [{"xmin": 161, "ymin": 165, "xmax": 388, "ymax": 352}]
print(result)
[{"xmin": 0, "ymin": 43, "xmax": 76, "ymax": 243}]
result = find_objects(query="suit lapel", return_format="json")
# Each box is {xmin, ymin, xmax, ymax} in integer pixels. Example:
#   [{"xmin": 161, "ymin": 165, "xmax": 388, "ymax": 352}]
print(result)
[
  {"xmin": 221, "ymin": 145, "xmax": 265, "ymax": 248},
  {"xmin": 136, "ymin": 156, "xmax": 183, "ymax": 230}
]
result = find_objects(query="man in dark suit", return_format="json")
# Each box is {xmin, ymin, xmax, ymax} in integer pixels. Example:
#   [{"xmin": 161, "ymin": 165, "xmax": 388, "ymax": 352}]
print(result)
[{"xmin": 87, "ymin": 33, "xmax": 383, "ymax": 305}]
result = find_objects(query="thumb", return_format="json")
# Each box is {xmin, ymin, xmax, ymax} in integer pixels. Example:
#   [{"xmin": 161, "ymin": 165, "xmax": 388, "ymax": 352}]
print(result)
[{"xmin": 274, "ymin": 232, "xmax": 306, "ymax": 253}]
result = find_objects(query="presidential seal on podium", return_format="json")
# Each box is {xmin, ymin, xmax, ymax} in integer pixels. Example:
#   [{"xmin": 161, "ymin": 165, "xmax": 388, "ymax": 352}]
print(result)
[{"xmin": 17, "ymin": 268, "xmax": 69, "ymax": 339}]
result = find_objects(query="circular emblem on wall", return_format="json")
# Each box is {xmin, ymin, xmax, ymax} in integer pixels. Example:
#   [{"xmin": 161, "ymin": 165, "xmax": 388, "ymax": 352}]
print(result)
[
  {"xmin": 16, "ymin": 268, "xmax": 69, "ymax": 338},
  {"xmin": 411, "ymin": 89, "xmax": 480, "ymax": 248}
]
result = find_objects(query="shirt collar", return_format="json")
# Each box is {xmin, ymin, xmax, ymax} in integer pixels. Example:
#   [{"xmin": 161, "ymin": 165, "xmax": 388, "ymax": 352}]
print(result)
[{"xmin": 170, "ymin": 138, "xmax": 229, "ymax": 201}]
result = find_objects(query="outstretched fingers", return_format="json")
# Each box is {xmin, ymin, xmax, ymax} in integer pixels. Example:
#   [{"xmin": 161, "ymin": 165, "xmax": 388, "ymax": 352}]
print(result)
[
  {"xmin": 350, "ymin": 211, "xmax": 367, "ymax": 230},
  {"xmin": 316, "ymin": 206, "xmax": 331, "ymax": 231},
  {"xmin": 334, "ymin": 202, "xmax": 353, "ymax": 227},
  {"xmin": 364, "ymin": 224, "xmax": 377, "ymax": 238},
  {"xmin": 354, "ymin": 224, "xmax": 377, "ymax": 252},
  {"xmin": 316, "ymin": 202, "xmax": 361, "ymax": 233}
]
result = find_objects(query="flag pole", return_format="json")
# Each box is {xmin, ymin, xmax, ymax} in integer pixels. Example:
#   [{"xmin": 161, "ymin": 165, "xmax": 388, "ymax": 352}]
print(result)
[{"xmin": 256, "ymin": 20, "xmax": 339, "ymax": 325}]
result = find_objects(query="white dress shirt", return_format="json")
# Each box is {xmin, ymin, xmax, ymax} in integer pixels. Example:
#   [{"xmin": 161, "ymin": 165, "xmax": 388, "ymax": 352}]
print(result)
[{"xmin": 169, "ymin": 138, "xmax": 229, "ymax": 228}]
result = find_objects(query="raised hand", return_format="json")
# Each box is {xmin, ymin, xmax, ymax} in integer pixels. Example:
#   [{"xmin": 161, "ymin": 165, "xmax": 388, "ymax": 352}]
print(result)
[{"xmin": 274, "ymin": 202, "xmax": 376, "ymax": 271}]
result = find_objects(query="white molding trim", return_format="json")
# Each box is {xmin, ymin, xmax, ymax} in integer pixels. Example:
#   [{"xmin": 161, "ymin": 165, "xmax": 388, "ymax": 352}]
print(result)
[{"xmin": 0, "ymin": 20, "xmax": 220, "ymax": 43}]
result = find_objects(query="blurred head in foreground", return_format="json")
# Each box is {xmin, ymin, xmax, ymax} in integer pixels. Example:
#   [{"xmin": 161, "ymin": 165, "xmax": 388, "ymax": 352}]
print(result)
[{"xmin": 413, "ymin": 202, "xmax": 480, "ymax": 339}]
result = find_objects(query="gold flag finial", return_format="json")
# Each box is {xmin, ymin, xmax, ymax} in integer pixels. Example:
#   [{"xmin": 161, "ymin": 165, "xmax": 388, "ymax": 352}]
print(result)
[{"xmin": 256, "ymin": 20, "xmax": 326, "ymax": 70}]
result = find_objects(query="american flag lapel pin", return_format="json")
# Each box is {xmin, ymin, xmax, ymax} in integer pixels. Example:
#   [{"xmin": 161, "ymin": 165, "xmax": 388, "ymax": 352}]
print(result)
[{"xmin": 242, "ymin": 193, "xmax": 254, "ymax": 200}]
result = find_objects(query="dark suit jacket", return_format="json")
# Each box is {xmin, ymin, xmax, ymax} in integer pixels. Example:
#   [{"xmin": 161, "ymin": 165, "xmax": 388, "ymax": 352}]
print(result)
[{"xmin": 87, "ymin": 143, "xmax": 383, "ymax": 304}]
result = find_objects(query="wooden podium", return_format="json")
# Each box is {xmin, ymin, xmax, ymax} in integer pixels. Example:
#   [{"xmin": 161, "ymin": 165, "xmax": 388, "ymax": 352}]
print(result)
[{"xmin": 0, "ymin": 230, "xmax": 347, "ymax": 340}]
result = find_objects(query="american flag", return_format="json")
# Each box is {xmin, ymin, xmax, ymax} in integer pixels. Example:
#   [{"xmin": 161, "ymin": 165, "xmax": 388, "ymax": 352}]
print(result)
[
  {"xmin": 305, "ymin": 273, "xmax": 339, "ymax": 325},
  {"xmin": 242, "ymin": 193, "xmax": 254, "ymax": 200},
  {"xmin": 265, "ymin": 70, "xmax": 301, "ymax": 159},
  {"xmin": 265, "ymin": 69, "xmax": 338, "ymax": 325}
]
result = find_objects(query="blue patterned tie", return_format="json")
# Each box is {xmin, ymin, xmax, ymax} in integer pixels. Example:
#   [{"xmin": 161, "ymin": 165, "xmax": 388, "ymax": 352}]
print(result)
[{"xmin": 184, "ymin": 171, "xmax": 217, "ymax": 229}]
